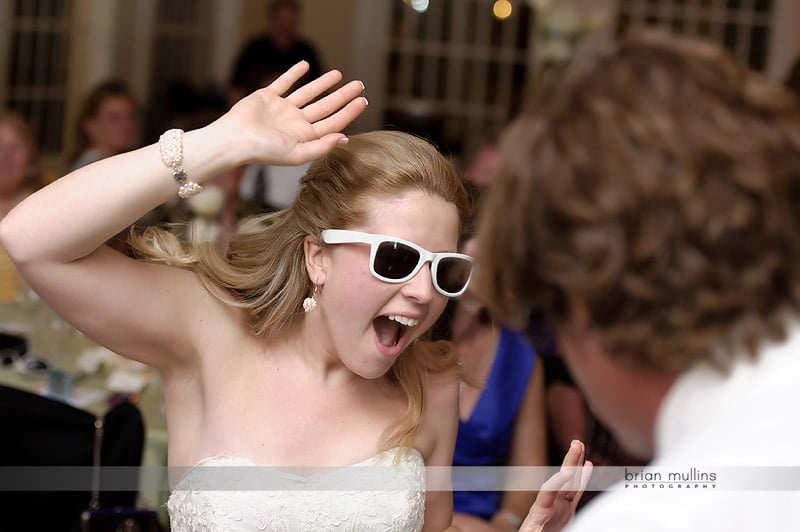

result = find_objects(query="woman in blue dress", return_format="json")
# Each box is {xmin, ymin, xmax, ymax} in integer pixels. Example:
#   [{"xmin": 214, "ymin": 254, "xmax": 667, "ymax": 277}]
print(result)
[{"xmin": 447, "ymin": 238, "xmax": 548, "ymax": 532}]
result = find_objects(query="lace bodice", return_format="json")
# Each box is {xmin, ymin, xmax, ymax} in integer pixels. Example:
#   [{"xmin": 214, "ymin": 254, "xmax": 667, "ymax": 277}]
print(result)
[{"xmin": 167, "ymin": 447, "xmax": 426, "ymax": 531}]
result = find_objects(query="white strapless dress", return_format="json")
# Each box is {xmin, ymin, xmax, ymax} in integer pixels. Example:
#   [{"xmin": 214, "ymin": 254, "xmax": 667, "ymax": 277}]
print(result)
[{"xmin": 167, "ymin": 447, "xmax": 426, "ymax": 531}]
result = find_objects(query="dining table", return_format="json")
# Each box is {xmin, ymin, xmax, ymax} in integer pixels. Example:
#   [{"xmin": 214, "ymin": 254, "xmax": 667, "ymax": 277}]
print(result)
[{"xmin": 0, "ymin": 298, "xmax": 171, "ymax": 527}]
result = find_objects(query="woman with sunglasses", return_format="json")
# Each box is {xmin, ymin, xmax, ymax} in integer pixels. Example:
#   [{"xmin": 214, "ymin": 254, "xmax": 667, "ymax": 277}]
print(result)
[{"xmin": 0, "ymin": 62, "xmax": 589, "ymax": 531}]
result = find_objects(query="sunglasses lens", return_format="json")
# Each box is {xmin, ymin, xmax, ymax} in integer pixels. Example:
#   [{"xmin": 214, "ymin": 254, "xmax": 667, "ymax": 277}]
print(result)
[
  {"xmin": 436, "ymin": 257, "xmax": 472, "ymax": 295},
  {"xmin": 374, "ymin": 241, "xmax": 421, "ymax": 280}
]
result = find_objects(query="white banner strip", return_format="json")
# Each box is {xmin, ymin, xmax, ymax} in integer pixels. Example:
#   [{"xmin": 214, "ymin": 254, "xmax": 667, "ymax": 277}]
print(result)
[{"xmin": 1, "ymin": 466, "xmax": 800, "ymax": 492}]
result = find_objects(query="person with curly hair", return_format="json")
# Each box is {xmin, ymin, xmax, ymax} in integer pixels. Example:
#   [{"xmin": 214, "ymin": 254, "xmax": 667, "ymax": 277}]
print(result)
[{"xmin": 475, "ymin": 30, "xmax": 800, "ymax": 530}]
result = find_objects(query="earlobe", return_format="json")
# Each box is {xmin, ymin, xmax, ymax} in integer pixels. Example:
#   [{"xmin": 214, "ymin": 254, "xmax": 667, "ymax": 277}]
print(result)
[{"xmin": 303, "ymin": 235, "xmax": 327, "ymax": 285}]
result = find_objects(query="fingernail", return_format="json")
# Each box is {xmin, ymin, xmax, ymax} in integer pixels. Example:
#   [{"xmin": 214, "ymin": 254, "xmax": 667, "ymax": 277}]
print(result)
[
  {"xmin": 337, "ymin": 137, "xmax": 349, "ymax": 145},
  {"xmin": 362, "ymin": 97, "xmax": 369, "ymax": 106},
  {"xmin": 570, "ymin": 440, "xmax": 581, "ymax": 448},
  {"xmin": 359, "ymin": 80, "xmax": 365, "ymax": 90}
]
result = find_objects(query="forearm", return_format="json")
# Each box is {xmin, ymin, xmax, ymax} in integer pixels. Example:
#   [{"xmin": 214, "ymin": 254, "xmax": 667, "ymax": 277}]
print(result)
[
  {"xmin": 0, "ymin": 121, "xmax": 242, "ymax": 266},
  {"xmin": 500, "ymin": 365, "xmax": 547, "ymax": 528},
  {"xmin": 494, "ymin": 492, "xmax": 537, "ymax": 529}
]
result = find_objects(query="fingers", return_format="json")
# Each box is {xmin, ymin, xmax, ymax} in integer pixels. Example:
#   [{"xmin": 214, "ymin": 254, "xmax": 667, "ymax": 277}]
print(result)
[
  {"xmin": 267, "ymin": 61, "xmax": 312, "ymax": 94},
  {"xmin": 534, "ymin": 468, "xmax": 576, "ymax": 508},
  {"xmin": 561, "ymin": 440, "xmax": 585, "ymax": 470},
  {"xmin": 571, "ymin": 460, "xmax": 594, "ymax": 507},
  {"xmin": 303, "ymin": 79, "xmax": 366, "ymax": 123},
  {"xmin": 262, "ymin": 61, "xmax": 365, "ymax": 131},
  {"xmin": 267, "ymin": 65, "xmax": 366, "ymax": 135},
  {"xmin": 310, "ymin": 95, "xmax": 368, "ymax": 139},
  {"xmin": 286, "ymin": 69, "xmax": 345, "ymax": 107},
  {"xmin": 286, "ymin": 98, "xmax": 367, "ymax": 163},
  {"xmin": 534, "ymin": 440, "xmax": 587, "ymax": 508},
  {"xmin": 248, "ymin": 60, "xmax": 368, "ymax": 165},
  {"xmin": 288, "ymin": 126, "xmax": 357, "ymax": 164},
  {"xmin": 563, "ymin": 440, "xmax": 586, "ymax": 503},
  {"xmin": 518, "ymin": 442, "xmax": 590, "ymax": 532}
]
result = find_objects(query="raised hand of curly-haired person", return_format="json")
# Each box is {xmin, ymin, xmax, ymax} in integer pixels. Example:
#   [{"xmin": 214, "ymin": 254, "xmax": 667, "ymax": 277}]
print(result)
[{"xmin": 520, "ymin": 441, "xmax": 593, "ymax": 532}]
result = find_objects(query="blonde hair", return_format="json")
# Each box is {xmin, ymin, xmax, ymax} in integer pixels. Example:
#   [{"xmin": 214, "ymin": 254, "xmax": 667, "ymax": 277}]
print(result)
[{"xmin": 132, "ymin": 130, "xmax": 470, "ymax": 449}]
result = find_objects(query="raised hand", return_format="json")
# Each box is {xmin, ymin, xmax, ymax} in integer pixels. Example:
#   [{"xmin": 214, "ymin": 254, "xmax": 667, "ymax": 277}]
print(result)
[
  {"xmin": 220, "ymin": 61, "xmax": 368, "ymax": 167},
  {"xmin": 519, "ymin": 440, "xmax": 593, "ymax": 532}
]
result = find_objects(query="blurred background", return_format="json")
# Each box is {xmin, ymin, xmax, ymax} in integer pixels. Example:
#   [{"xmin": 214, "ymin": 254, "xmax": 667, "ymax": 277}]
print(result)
[{"xmin": 1, "ymin": 0, "xmax": 798, "ymax": 179}]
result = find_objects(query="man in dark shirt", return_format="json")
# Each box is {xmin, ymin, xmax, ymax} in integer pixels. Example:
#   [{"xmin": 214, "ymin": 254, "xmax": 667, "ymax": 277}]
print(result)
[{"xmin": 230, "ymin": 0, "xmax": 323, "ymax": 100}]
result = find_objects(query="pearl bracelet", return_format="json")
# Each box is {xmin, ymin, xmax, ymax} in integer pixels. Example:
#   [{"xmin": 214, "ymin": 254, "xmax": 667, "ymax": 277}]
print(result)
[{"xmin": 158, "ymin": 128, "xmax": 204, "ymax": 199}]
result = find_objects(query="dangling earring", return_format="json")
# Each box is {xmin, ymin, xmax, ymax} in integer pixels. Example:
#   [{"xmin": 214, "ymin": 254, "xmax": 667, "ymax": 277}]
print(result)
[{"xmin": 303, "ymin": 284, "xmax": 319, "ymax": 313}]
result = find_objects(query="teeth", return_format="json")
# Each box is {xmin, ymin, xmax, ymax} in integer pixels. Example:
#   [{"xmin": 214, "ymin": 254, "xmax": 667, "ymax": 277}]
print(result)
[{"xmin": 388, "ymin": 315, "xmax": 419, "ymax": 327}]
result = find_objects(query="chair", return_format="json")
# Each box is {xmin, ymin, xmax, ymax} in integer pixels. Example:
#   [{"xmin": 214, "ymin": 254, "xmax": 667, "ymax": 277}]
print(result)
[{"xmin": 0, "ymin": 385, "xmax": 148, "ymax": 531}]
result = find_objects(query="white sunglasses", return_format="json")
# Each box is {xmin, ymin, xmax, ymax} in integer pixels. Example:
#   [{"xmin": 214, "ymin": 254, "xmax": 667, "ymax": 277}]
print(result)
[{"xmin": 321, "ymin": 229, "xmax": 474, "ymax": 297}]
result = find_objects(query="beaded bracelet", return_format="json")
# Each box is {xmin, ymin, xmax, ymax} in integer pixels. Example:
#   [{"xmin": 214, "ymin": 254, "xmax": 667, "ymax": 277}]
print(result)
[{"xmin": 158, "ymin": 128, "xmax": 204, "ymax": 199}]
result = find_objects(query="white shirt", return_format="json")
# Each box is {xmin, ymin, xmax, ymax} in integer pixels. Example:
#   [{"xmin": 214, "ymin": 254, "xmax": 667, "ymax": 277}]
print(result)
[
  {"xmin": 238, "ymin": 163, "xmax": 310, "ymax": 210},
  {"xmin": 567, "ymin": 325, "xmax": 800, "ymax": 531}
]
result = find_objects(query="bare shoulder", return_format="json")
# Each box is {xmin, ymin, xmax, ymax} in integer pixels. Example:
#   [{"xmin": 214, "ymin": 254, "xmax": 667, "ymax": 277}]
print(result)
[{"xmin": 426, "ymin": 370, "xmax": 460, "ymax": 409}]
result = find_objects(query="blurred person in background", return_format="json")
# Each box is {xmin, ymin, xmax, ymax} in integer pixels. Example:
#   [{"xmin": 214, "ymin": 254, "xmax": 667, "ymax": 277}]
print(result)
[
  {"xmin": 227, "ymin": 1, "xmax": 322, "ymax": 222},
  {"xmin": 69, "ymin": 80, "xmax": 144, "ymax": 255},
  {"xmin": 69, "ymin": 80, "xmax": 139, "ymax": 172},
  {"xmin": 231, "ymin": 55, "xmax": 312, "ymax": 226},
  {"xmin": 438, "ymin": 135, "xmax": 549, "ymax": 531},
  {"xmin": 447, "ymin": 236, "xmax": 547, "ymax": 532},
  {"xmin": 0, "ymin": 110, "xmax": 40, "ymax": 301},
  {"xmin": 461, "ymin": 131, "xmax": 502, "ymax": 191},
  {"xmin": 785, "ymin": 53, "xmax": 800, "ymax": 99},
  {"xmin": 476, "ymin": 30, "xmax": 800, "ymax": 530},
  {"xmin": 229, "ymin": 0, "xmax": 323, "ymax": 103}
]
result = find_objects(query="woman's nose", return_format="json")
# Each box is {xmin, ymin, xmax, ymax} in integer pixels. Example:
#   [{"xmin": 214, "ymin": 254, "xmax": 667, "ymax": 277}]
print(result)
[{"xmin": 400, "ymin": 262, "xmax": 435, "ymax": 303}]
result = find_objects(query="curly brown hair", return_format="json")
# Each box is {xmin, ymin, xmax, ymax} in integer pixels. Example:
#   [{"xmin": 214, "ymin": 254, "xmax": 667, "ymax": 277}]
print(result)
[{"xmin": 476, "ymin": 30, "xmax": 800, "ymax": 372}]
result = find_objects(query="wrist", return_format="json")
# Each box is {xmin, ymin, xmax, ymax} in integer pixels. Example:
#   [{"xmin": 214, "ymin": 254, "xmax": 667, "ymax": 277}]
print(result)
[
  {"xmin": 157, "ymin": 125, "xmax": 239, "ymax": 195},
  {"xmin": 195, "ymin": 121, "xmax": 250, "ymax": 167},
  {"xmin": 158, "ymin": 129, "xmax": 203, "ymax": 198},
  {"xmin": 200, "ymin": 114, "xmax": 256, "ymax": 168},
  {"xmin": 493, "ymin": 510, "xmax": 522, "ymax": 531}
]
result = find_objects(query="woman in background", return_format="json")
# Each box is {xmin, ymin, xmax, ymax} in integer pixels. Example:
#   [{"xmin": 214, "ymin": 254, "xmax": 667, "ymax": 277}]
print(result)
[
  {"xmin": 69, "ymin": 80, "xmax": 139, "ymax": 172},
  {"xmin": 0, "ymin": 110, "xmax": 40, "ymax": 301},
  {"xmin": 446, "ymin": 236, "xmax": 548, "ymax": 532}
]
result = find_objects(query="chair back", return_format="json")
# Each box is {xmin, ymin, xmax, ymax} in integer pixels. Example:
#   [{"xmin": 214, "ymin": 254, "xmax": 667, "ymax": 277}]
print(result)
[{"xmin": 0, "ymin": 385, "xmax": 146, "ymax": 531}]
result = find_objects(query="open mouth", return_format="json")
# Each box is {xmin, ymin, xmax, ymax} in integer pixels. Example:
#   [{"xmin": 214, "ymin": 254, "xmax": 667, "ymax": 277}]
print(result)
[{"xmin": 373, "ymin": 314, "xmax": 420, "ymax": 348}]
